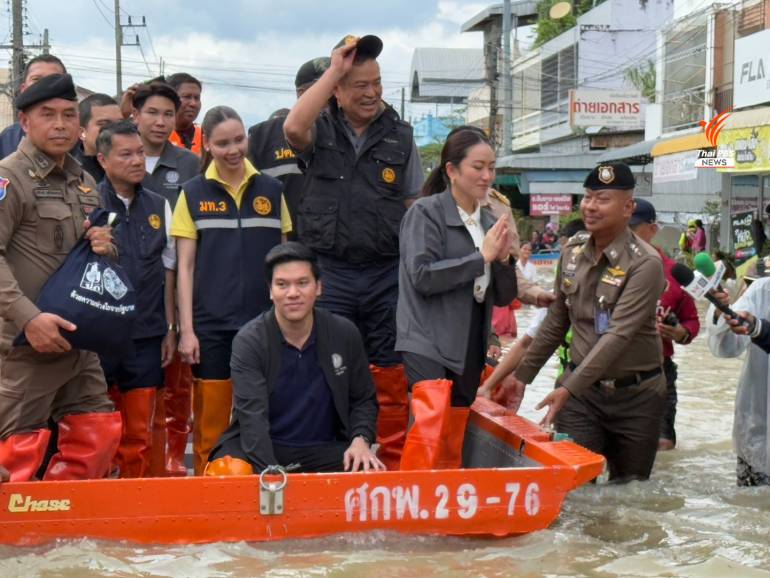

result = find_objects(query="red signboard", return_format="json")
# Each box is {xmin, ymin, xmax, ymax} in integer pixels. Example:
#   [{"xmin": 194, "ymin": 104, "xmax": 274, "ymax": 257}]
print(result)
[{"xmin": 530, "ymin": 194, "xmax": 573, "ymax": 216}]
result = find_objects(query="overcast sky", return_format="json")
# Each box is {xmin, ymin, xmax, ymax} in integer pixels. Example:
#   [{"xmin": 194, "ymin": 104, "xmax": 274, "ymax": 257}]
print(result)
[{"xmin": 2, "ymin": 0, "xmax": 513, "ymax": 126}]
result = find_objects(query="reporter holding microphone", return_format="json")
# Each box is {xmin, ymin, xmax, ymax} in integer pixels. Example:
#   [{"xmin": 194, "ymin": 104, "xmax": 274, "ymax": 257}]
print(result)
[
  {"xmin": 708, "ymin": 277, "xmax": 770, "ymax": 486},
  {"xmin": 396, "ymin": 126, "xmax": 518, "ymax": 470}
]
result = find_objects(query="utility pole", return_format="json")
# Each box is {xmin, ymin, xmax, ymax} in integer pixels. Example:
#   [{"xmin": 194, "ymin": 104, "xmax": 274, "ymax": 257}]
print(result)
[
  {"xmin": 400, "ymin": 87, "xmax": 405, "ymax": 119},
  {"xmin": 114, "ymin": 1, "xmax": 147, "ymax": 95},
  {"xmin": 0, "ymin": 3, "xmax": 54, "ymax": 113},
  {"xmin": 484, "ymin": 22, "xmax": 502, "ymax": 149},
  {"xmin": 115, "ymin": 0, "xmax": 123, "ymax": 95},
  {"xmin": 11, "ymin": 0, "xmax": 24, "ymax": 97},
  {"xmin": 501, "ymin": 0, "xmax": 513, "ymax": 156}
]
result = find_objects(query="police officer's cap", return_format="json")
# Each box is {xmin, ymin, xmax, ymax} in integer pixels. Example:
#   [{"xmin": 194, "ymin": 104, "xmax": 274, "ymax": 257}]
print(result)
[
  {"xmin": 629, "ymin": 198, "xmax": 657, "ymax": 226},
  {"xmin": 295, "ymin": 57, "xmax": 331, "ymax": 88},
  {"xmin": 584, "ymin": 163, "xmax": 635, "ymax": 191},
  {"xmin": 15, "ymin": 73, "xmax": 77, "ymax": 112},
  {"xmin": 334, "ymin": 35, "xmax": 383, "ymax": 60}
]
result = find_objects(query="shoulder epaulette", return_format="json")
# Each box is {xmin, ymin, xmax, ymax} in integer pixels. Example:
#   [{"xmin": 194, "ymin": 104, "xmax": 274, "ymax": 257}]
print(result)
[
  {"xmin": 567, "ymin": 231, "xmax": 590, "ymax": 246},
  {"xmin": 489, "ymin": 189, "xmax": 511, "ymax": 207}
]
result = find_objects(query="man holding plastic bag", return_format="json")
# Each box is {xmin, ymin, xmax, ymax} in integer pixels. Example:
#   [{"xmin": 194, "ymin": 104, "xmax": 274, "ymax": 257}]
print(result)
[{"xmin": 0, "ymin": 74, "xmax": 123, "ymax": 482}]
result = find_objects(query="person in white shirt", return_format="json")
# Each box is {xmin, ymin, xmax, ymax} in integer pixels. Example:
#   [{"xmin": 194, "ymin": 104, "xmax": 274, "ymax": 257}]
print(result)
[{"xmin": 708, "ymin": 278, "xmax": 770, "ymax": 486}]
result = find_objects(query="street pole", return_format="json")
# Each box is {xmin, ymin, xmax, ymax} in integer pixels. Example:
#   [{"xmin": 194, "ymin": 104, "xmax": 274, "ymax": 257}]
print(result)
[
  {"xmin": 11, "ymin": 0, "xmax": 24, "ymax": 98},
  {"xmin": 42, "ymin": 29, "xmax": 49, "ymax": 55},
  {"xmin": 502, "ymin": 0, "xmax": 513, "ymax": 156},
  {"xmin": 401, "ymin": 86, "xmax": 405, "ymax": 119},
  {"xmin": 115, "ymin": 0, "xmax": 123, "ymax": 95}
]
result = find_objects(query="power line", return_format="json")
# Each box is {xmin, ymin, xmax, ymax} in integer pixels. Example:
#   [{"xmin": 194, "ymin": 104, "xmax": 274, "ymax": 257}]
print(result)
[{"xmin": 90, "ymin": 0, "xmax": 113, "ymax": 29}]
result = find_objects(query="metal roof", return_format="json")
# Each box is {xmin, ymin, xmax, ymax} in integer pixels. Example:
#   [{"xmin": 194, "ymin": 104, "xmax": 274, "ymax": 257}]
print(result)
[
  {"xmin": 597, "ymin": 139, "xmax": 655, "ymax": 164},
  {"xmin": 410, "ymin": 48, "xmax": 485, "ymax": 104},
  {"xmin": 461, "ymin": 2, "xmax": 539, "ymax": 33},
  {"xmin": 496, "ymin": 151, "xmax": 604, "ymax": 171}
]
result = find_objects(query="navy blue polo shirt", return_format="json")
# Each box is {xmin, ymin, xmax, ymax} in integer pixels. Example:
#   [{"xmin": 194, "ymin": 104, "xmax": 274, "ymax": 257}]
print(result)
[{"xmin": 269, "ymin": 328, "xmax": 338, "ymax": 446}]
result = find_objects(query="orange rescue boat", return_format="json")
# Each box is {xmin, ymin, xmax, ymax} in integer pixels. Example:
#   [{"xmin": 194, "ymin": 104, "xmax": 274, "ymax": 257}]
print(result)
[{"xmin": 0, "ymin": 398, "xmax": 604, "ymax": 546}]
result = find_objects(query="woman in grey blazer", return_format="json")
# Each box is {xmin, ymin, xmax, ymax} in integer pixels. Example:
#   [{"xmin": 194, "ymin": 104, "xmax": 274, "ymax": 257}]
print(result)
[{"xmin": 396, "ymin": 126, "xmax": 518, "ymax": 470}]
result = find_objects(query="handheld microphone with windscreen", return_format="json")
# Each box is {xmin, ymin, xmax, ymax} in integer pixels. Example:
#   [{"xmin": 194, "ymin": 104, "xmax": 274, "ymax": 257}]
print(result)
[{"xmin": 671, "ymin": 263, "xmax": 754, "ymax": 330}]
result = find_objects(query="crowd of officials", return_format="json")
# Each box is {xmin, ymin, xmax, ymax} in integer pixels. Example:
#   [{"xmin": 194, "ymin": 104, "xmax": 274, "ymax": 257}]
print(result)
[{"xmin": 0, "ymin": 33, "xmax": 767, "ymax": 487}]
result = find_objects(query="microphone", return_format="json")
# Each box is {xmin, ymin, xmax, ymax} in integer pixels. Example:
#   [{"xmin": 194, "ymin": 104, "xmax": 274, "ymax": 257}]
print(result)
[
  {"xmin": 671, "ymin": 263, "xmax": 754, "ymax": 330},
  {"xmin": 693, "ymin": 252, "xmax": 725, "ymax": 292}
]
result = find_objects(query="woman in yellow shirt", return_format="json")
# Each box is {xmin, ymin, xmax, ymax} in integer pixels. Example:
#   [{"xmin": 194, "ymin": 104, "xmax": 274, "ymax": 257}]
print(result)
[{"xmin": 171, "ymin": 105, "xmax": 291, "ymax": 474}]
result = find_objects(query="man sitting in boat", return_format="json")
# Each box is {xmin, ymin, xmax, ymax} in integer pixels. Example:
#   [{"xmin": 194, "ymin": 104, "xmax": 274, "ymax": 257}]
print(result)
[{"xmin": 205, "ymin": 242, "xmax": 384, "ymax": 475}]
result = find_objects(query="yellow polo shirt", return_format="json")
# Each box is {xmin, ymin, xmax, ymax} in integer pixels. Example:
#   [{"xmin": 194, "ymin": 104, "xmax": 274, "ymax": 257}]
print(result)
[{"xmin": 171, "ymin": 159, "xmax": 292, "ymax": 240}]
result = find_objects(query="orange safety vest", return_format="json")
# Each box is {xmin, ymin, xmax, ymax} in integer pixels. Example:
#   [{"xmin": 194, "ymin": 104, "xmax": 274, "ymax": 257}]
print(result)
[{"xmin": 169, "ymin": 125, "xmax": 202, "ymax": 156}]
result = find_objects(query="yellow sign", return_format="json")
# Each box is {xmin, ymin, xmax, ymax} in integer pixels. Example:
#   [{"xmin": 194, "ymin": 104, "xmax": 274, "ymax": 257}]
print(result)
[
  {"xmin": 148, "ymin": 214, "xmax": 161, "ymax": 230},
  {"xmin": 718, "ymin": 125, "xmax": 770, "ymax": 172},
  {"xmin": 253, "ymin": 196, "xmax": 272, "ymax": 215},
  {"xmin": 8, "ymin": 493, "xmax": 71, "ymax": 513},
  {"xmin": 382, "ymin": 168, "xmax": 396, "ymax": 184}
]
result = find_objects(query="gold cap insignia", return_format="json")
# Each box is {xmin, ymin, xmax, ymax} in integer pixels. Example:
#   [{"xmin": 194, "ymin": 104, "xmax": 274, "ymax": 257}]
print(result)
[
  {"xmin": 253, "ymin": 196, "xmax": 272, "ymax": 216},
  {"xmin": 598, "ymin": 166, "xmax": 614, "ymax": 184}
]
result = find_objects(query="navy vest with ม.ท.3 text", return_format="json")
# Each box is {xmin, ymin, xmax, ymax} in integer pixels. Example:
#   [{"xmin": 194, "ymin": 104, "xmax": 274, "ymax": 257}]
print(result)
[
  {"xmin": 98, "ymin": 180, "xmax": 168, "ymax": 340},
  {"xmin": 184, "ymin": 172, "xmax": 283, "ymax": 332},
  {"xmin": 298, "ymin": 105, "xmax": 414, "ymax": 264}
]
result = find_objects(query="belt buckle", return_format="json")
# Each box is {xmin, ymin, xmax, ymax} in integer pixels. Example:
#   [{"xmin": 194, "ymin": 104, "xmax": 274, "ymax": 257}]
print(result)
[{"xmin": 599, "ymin": 378, "xmax": 616, "ymax": 390}]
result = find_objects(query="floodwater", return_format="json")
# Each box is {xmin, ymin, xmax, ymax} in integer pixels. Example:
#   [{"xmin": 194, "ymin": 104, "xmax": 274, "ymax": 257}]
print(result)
[{"xmin": 1, "ymin": 269, "xmax": 769, "ymax": 578}]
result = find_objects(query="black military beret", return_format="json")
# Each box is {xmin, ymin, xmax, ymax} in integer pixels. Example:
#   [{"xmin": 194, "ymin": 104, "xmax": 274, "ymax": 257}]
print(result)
[
  {"xmin": 334, "ymin": 34, "xmax": 383, "ymax": 60},
  {"xmin": 15, "ymin": 73, "xmax": 77, "ymax": 111},
  {"xmin": 295, "ymin": 57, "xmax": 331, "ymax": 88},
  {"xmin": 584, "ymin": 163, "xmax": 635, "ymax": 191}
]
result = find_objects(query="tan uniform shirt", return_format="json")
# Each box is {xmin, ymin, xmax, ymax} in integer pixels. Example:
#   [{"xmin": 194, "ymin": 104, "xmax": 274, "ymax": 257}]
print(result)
[
  {"xmin": 514, "ymin": 227, "xmax": 665, "ymax": 396},
  {"xmin": 482, "ymin": 188, "xmax": 546, "ymax": 306},
  {"xmin": 0, "ymin": 138, "xmax": 99, "ymax": 344}
]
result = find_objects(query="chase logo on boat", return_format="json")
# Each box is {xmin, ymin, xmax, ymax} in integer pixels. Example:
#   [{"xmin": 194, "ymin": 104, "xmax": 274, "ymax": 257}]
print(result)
[{"xmin": 7, "ymin": 493, "xmax": 71, "ymax": 513}]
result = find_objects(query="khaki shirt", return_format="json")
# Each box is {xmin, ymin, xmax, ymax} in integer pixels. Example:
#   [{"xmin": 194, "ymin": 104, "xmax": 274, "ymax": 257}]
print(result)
[
  {"xmin": 0, "ymin": 138, "xmax": 100, "ymax": 341},
  {"xmin": 482, "ymin": 188, "xmax": 545, "ymax": 306},
  {"xmin": 515, "ymin": 227, "xmax": 664, "ymax": 396}
]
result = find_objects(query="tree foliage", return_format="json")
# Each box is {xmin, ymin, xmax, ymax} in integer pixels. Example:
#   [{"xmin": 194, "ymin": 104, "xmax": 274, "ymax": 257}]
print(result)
[
  {"xmin": 624, "ymin": 59, "xmax": 656, "ymax": 102},
  {"xmin": 534, "ymin": 0, "xmax": 602, "ymax": 47}
]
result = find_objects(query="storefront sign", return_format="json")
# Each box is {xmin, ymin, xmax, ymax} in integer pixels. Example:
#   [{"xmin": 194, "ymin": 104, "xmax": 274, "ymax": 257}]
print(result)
[
  {"xmin": 718, "ymin": 125, "xmax": 770, "ymax": 172},
  {"xmin": 530, "ymin": 194, "xmax": 573, "ymax": 216},
  {"xmin": 653, "ymin": 150, "xmax": 698, "ymax": 183},
  {"xmin": 731, "ymin": 210, "xmax": 756, "ymax": 263},
  {"xmin": 733, "ymin": 29, "xmax": 770, "ymax": 109},
  {"xmin": 569, "ymin": 90, "xmax": 643, "ymax": 128}
]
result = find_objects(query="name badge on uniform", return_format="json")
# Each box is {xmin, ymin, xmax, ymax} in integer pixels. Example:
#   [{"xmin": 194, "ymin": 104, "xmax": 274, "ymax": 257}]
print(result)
[
  {"xmin": 34, "ymin": 186, "xmax": 64, "ymax": 199},
  {"xmin": 594, "ymin": 296, "xmax": 611, "ymax": 334},
  {"xmin": 600, "ymin": 272, "xmax": 623, "ymax": 287}
]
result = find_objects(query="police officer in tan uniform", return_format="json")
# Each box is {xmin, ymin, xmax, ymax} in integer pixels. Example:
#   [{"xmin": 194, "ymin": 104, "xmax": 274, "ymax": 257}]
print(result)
[
  {"xmin": 509, "ymin": 163, "xmax": 666, "ymax": 482},
  {"xmin": 0, "ymin": 74, "xmax": 122, "ymax": 482}
]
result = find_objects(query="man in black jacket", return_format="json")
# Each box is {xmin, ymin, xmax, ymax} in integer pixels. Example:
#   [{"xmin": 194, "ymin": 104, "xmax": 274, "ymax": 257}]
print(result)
[{"xmin": 207, "ymin": 243, "xmax": 382, "ymax": 474}]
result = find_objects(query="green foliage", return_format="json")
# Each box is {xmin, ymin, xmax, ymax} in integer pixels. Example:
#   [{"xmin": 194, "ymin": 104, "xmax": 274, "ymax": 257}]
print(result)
[
  {"xmin": 559, "ymin": 208, "xmax": 582, "ymax": 226},
  {"xmin": 419, "ymin": 143, "xmax": 443, "ymax": 172},
  {"xmin": 624, "ymin": 59, "xmax": 656, "ymax": 102},
  {"xmin": 534, "ymin": 0, "xmax": 602, "ymax": 47}
]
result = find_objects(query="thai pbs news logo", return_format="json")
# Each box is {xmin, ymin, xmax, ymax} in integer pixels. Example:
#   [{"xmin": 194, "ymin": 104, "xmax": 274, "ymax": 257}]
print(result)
[{"xmin": 694, "ymin": 110, "xmax": 734, "ymax": 168}]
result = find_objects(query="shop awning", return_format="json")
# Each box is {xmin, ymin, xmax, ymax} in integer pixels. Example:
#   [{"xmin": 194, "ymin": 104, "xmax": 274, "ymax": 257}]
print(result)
[
  {"xmin": 518, "ymin": 170, "xmax": 589, "ymax": 195},
  {"xmin": 597, "ymin": 139, "xmax": 655, "ymax": 164},
  {"xmin": 651, "ymin": 132, "xmax": 710, "ymax": 157},
  {"xmin": 494, "ymin": 174, "xmax": 520, "ymax": 186}
]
